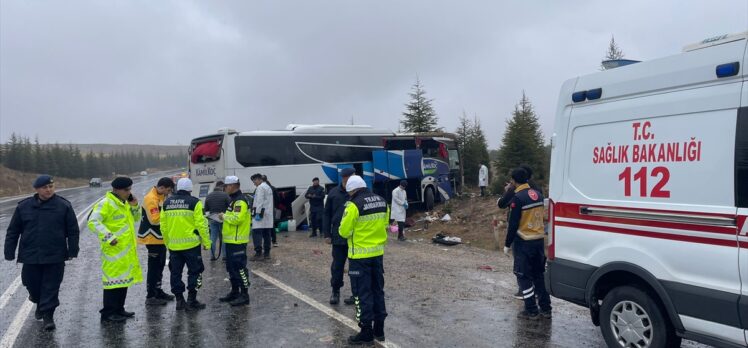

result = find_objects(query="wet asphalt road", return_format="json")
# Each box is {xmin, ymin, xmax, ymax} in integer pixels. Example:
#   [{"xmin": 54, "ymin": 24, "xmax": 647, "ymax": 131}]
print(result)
[{"xmin": 0, "ymin": 178, "xmax": 709, "ymax": 348}]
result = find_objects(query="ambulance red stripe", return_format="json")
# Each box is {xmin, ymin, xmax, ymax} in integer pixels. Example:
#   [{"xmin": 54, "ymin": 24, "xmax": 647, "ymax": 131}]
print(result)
[
  {"xmin": 554, "ymin": 202, "xmax": 736, "ymax": 235},
  {"xmin": 554, "ymin": 220, "xmax": 744, "ymax": 248}
]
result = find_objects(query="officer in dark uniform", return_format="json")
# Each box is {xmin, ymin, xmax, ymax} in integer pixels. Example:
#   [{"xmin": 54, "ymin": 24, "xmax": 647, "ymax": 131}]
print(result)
[
  {"xmin": 305, "ymin": 177, "xmax": 326, "ymax": 237},
  {"xmin": 322, "ymin": 167, "xmax": 356, "ymax": 305},
  {"xmin": 505, "ymin": 168, "xmax": 551, "ymax": 320},
  {"xmin": 339, "ymin": 175, "xmax": 389, "ymax": 344},
  {"xmin": 4, "ymin": 175, "xmax": 80, "ymax": 331}
]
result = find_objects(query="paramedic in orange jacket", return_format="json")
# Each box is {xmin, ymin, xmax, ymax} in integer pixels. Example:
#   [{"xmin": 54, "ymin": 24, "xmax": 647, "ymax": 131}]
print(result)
[{"xmin": 137, "ymin": 177, "xmax": 175, "ymax": 305}]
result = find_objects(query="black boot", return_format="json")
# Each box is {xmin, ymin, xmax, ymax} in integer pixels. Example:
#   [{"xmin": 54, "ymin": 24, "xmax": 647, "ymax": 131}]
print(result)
[
  {"xmin": 175, "ymin": 293, "xmax": 186, "ymax": 311},
  {"xmin": 118, "ymin": 309, "xmax": 135, "ymax": 318},
  {"xmin": 34, "ymin": 308, "xmax": 43, "ymax": 320},
  {"xmin": 343, "ymin": 295, "xmax": 356, "ymax": 305},
  {"xmin": 187, "ymin": 291, "xmax": 206, "ymax": 310},
  {"xmin": 219, "ymin": 287, "xmax": 239, "ymax": 302},
  {"xmin": 374, "ymin": 320, "xmax": 385, "ymax": 341},
  {"xmin": 155, "ymin": 288, "xmax": 175, "ymax": 301},
  {"xmin": 348, "ymin": 324, "xmax": 374, "ymax": 345},
  {"xmin": 42, "ymin": 312, "xmax": 56, "ymax": 331},
  {"xmin": 329, "ymin": 291, "xmax": 340, "ymax": 305},
  {"xmin": 230, "ymin": 288, "xmax": 250, "ymax": 306}
]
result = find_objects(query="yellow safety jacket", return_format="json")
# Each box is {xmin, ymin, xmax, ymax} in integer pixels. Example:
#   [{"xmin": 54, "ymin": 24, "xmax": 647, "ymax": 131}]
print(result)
[
  {"xmin": 160, "ymin": 191, "xmax": 210, "ymax": 251},
  {"xmin": 87, "ymin": 191, "xmax": 143, "ymax": 289},
  {"xmin": 339, "ymin": 189, "xmax": 389, "ymax": 259},
  {"xmin": 223, "ymin": 190, "xmax": 251, "ymax": 244}
]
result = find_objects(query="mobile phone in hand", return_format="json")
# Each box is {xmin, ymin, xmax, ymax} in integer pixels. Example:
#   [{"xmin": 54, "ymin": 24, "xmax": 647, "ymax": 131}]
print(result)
[{"xmin": 127, "ymin": 194, "xmax": 134, "ymax": 202}]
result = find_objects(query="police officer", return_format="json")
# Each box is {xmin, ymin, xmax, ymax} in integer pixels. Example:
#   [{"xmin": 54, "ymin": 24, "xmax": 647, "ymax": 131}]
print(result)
[
  {"xmin": 4, "ymin": 175, "xmax": 80, "ymax": 331},
  {"xmin": 505, "ymin": 168, "xmax": 551, "ymax": 320},
  {"xmin": 339, "ymin": 175, "xmax": 389, "ymax": 344},
  {"xmin": 88, "ymin": 176, "xmax": 143, "ymax": 322},
  {"xmin": 160, "ymin": 178, "xmax": 211, "ymax": 310},
  {"xmin": 305, "ymin": 177, "xmax": 325, "ymax": 237},
  {"xmin": 322, "ymin": 167, "xmax": 356, "ymax": 305},
  {"xmin": 137, "ymin": 177, "xmax": 176, "ymax": 306},
  {"xmin": 218, "ymin": 175, "xmax": 251, "ymax": 306}
]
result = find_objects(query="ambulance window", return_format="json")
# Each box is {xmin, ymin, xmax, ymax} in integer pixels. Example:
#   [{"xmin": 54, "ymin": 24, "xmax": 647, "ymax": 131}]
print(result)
[{"xmin": 736, "ymin": 107, "xmax": 748, "ymax": 207}]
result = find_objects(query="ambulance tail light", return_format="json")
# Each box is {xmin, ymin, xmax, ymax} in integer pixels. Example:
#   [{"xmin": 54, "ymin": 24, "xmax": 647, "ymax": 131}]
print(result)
[{"xmin": 547, "ymin": 199, "xmax": 555, "ymax": 260}]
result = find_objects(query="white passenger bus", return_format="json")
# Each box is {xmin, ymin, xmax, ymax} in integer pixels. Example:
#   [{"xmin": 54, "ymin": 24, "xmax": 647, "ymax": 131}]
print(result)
[{"xmin": 188, "ymin": 124, "xmax": 461, "ymax": 226}]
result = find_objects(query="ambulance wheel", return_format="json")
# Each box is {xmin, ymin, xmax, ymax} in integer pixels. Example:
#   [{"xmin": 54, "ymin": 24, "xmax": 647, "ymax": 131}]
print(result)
[
  {"xmin": 599, "ymin": 286, "xmax": 681, "ymax": 348},
  {"xmin": 424, "ymin": 187, "xmax": 435, "ymax": 211}
]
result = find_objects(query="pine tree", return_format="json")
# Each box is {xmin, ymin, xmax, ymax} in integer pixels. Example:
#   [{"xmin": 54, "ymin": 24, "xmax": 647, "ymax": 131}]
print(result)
[
  {"xmin": 601, "ymin": 35, "xmax": 625, "ymax": 70},
  {"xmin": 400, "ymin": 78, "xmax": 440, "ymax": 133},
  {"xmin": 5, "ymin": 133, "xmax": 20, "ymax": 170},
  {"xmin": 32, "ymin": 136, "xmax": 43, "ymax": 173},
  {"xmin": 455, "ymin": 113, "xmax": 489, "ymax": 186},
  {"xmin": 496, "ymin": 91, "xmax": 546, "ymax": 190}
]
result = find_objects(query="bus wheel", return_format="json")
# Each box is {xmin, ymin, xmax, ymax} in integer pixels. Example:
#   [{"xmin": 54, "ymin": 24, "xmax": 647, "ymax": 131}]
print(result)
[
  {"xmin": 425, "ymin": 187, "xmax": 435, "ymax": 211},
  {"xmin": 599, "ymin": 285, "xmax": 680, "ymax": 348}
]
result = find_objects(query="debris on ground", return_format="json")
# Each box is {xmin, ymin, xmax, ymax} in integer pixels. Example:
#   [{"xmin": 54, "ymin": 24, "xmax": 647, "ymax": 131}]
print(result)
[{"xmin": 432, "ymin": 233, "xmax": 462, "ymax": 246}]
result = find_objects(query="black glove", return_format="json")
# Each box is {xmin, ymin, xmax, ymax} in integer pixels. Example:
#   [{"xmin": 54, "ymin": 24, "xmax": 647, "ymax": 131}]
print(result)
[{"xmin": 259, "ymin": 208, "xmax": 265, "ymax": 218}]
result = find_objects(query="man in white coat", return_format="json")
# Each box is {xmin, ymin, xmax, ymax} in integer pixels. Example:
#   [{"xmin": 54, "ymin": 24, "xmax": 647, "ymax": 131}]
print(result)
[
  {"xmin": 479, "ymin": 164, "xmax": 489, "ymax": 197},
  {"xmin": 250, "ymin": 174, "xmax": 274, "ymax": 261},
  {"xmin": 390, "ymin": 180, "xmax": 408, "ymax": 241}
]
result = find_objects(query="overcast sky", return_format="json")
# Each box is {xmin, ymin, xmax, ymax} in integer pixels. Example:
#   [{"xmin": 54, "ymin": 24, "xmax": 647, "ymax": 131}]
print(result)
[{"xmin": 1, "ymin": 1, "xmax": 746, "ymax": 148}]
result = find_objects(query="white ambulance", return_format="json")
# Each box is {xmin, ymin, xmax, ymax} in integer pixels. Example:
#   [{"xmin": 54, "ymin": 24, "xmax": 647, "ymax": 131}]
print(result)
[{"xmin": 547, "ymin": 32, "xmax": 748, "ymax": 348}]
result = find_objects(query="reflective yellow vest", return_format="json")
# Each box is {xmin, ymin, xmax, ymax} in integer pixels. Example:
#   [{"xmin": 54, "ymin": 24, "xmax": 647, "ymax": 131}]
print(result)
[
  {"xmin": 223, "ymin": 190, "xmax": 251, "ymax": 244},
  {"xmin": 160, "ymin": 191, "xmax": 210, "ymax": 251},
  {"xmin": 339, "ymin": 189, "xmax": 389, "ymax": 259},
  {"xmin": 87, "ymin": 191, "xmax": 143, "ymax": 289}
]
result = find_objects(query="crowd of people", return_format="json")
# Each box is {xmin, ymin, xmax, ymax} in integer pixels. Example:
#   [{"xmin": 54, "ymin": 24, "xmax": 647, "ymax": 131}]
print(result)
[{"xmin": 4, "ymin": 164, "xmax": 551, "ymax": 343}]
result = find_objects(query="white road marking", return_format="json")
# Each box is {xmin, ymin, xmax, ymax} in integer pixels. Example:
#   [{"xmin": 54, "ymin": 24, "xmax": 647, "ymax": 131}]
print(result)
[
  {"xmin": 0, "ymin": 199, "xmax": 97, "ymax": 348},
  {"xmin": 0, "ymin": 276, "xmax": 22, "ymax": 311},
  {"xmin": 252, "ymin": 269, "xmax": 400, "ymax": 348},
  {"xmin": 0, "ymin": 301, "xmax": 34, "ymax": 348}
]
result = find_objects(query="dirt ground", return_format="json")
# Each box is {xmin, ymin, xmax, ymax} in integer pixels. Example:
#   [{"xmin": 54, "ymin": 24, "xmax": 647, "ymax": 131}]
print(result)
[
  {"xmin": 0, "ymin": 165, "xmax": 89, "ymax": 197},
  {"xmin": 405, "ymin": 186, "xmax": 511, "ymax": 251}
]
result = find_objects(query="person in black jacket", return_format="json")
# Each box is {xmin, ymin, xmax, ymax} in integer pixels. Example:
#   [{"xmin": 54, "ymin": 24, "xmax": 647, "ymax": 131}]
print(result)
[
  {"xmin": 305, "ymin": 177, "xmax": 325, "ymax": 237},
  {"xmin": 497, "ymin": 165, "xmax": 540, "ymax": 300},
  {"xmin": 204, "ymin": 181, "xmax": 231, "ymax": 261},
  {"xmin": 4, "ymin": 175, "xmax": 80, "ymax": 331},
  {"xmin": 322, "ymin": 168, "xmax": 356, "ymax": 305}
]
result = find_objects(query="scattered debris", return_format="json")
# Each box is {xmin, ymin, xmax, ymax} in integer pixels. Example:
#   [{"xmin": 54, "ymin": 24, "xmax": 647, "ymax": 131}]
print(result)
[
  {"xmin": 312, "ymin": 249, "xmax": 323, "ymax": 256},
  {"xmin": 478, "ymin": 265, "xmax": 494, "ymax": 271},
  {"xmin": 432, "ymin": 233, "xmax": 462, "ymax": 246},
  {"xmin": 440, "ymin": 214, "xmax": 452, "ymax": 222}
]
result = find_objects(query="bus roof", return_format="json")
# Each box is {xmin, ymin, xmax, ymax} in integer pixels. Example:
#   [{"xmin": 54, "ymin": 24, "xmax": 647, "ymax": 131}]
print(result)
[{"xmin": 231, "ymin": 124, "xmax": 395, "ymax": 136}]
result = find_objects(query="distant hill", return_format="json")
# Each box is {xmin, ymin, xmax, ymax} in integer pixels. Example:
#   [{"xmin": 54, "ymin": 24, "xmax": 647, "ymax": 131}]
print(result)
[{"xmin": 74, "ymin": 144, "xmax": 187, "ymax": 156}]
